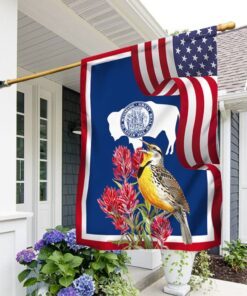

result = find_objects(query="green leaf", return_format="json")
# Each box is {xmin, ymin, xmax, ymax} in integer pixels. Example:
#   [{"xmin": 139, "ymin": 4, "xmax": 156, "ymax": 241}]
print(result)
[
  {"xmin": 103, "ymin": 252, "xmax": 118, "ymax": 260},
  {"xmin": 144, "ymin": 199, "xmax": 151, "ymax": 212},
  {"xmin": 59, "ymin": 276, "xmax": 74, "ymax": 287},
  {"xmin": 106, "ymin": 264, "xmax": 115, "ymax": 274},
  {"xmin": 38, "ymin": 246, "xmax": 53, "ymax": 260},
  {"xmin": 63, "ymin": 253, "xmax": 74, "ymax": 262},
  {"xmin": 112, "ymin": 179, "xmax": 123, "ymax": 188},
  {"xmin": 49, "ymin": 284, "xmax": 60, "ymax": 294},
  {"xmin": 64, "ymin": 253, "xmax": 83, "ymax": 268},
  {"xmin": 48, "ymin": 250, "xmax": 63, "ymax": 263},
  {"xmin": 18, "ymin": 269, "xmax": 31, "ymax": 282},
  {"xmin": 23, "ymin": 277, "xmax": 38, "ymax": 287},
  {"xmin": 91, "ymin": 261, "xmax": 105, "ymax": 270},
  {"xmin": 57, "ymin": 264, "xmax": 75, "ymax": 277},
  {"xmin": 41, "ymin": 262, "xmax": 57, "ymax": 274},
  {"xmin": 28, "ymin": 260, "xmax": 38, "ymax": 269}
]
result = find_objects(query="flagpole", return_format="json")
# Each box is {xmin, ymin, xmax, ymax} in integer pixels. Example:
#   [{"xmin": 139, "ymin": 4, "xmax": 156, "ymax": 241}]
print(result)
[{"xmin": 0, "ymin": 21, "xmax": 235, "ymax": 89}]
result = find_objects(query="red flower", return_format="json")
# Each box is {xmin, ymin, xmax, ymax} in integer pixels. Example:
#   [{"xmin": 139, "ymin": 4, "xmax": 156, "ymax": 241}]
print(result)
[
  {"xmin": 118, "ymin": 183, "xmax": 139, "ymax": 215},
  {"xmin": 97, "ymin": 187, "xmax": 123, "ymax": 216},
  {"xmin": 151, "ymin": 215, "xmax": 172, "ymax": 248},
  {"xmin": 112, "ymin": 146, "xmax": 132, "ymax": 180},
  {"xmin": 112, "ymin": 216, "xmax": 129, "ymax": 233},
  {"xmin": 132, "ymin": 147, "xmax": 144, "ymax": 178}
]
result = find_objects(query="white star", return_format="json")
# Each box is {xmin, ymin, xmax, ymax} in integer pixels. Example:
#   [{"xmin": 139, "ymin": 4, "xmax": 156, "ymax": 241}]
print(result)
[
  {"xmin": 208, "ymin": 27, "xmax": 213, "ymax": 34},
  {"xmin": 202, "ymin": 37, "xmax": 207, "ymax": 43},
  {"xmin": 213, "ymin": 36, "xmax": 217, "ymax": 42},
  {"xmin": 193, "ymin": 55, "xmax": 198, "ymax": 61},
  {"xmin": 186, "ymin": 46, "xmax": 192, "ymax": 53},
  {"xmin": 197, "ymin": 71, "xmax": 202, "ymax": 76},
  {"xmin": 211, "ymin": 61, "xmax": 216, "ymax": 68},
  {"xmin": 189, "ymin": 63, "xmax": 194, "ymax": 69},
  {"xmin": 208, "ymin": 70, "xmax": 213, "ymax": 75},
  {"xmin": 203, "ymin": 54, "xmax": 209, "ymax": 60},
  {"xmin": 191, "ymin": 37, "xmax": 196, "ymax": 45},
  {"xmin": 208, "ymin": 45, "xmax": 214, "ymax": 52},
  {"xmin": 178, "ymin": 64, "xmax": 183, "ymax": 70},
  {"xmin": 200, "ymin": 62, "xmax": 205, "ymax": 69},
  {"xmin": 196, "ymin": 29, "xmax": 201, "ymax": 35},
  {"xmin": 182, "ymin": 55, "xmax": 187, "ymax": 62},
  {"xmin": 176, "ymin": 47, "xmax": 181, "ymax": 54},
  {"xmin": 180, "ymin": 39, "xmax": 185, "ymax": 45},
  {"xmin": 197, "ymin": 45, "xmax": 202, "ymax": 52},
  {"xmin": 186, "ymin": 31, "xmax": 190, "ymax": 36},
  {"xmin": 186, "ymin": 71, "xmax": 191, "ymax": 76}
]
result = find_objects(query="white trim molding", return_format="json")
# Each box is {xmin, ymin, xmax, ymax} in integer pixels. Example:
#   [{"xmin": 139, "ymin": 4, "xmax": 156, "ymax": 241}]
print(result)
[
  {"xmin": 239, "ymin": 112, "xmax": 247, "ymax": 242},
  {"xmin": 220, "ymin": 109, "xmax": 231, "ymax": 253}
]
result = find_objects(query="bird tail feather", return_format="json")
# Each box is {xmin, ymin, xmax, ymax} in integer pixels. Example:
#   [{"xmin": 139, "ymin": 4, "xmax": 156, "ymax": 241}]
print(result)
[{"xmin": 174, "ymin": 210, "xmax": 192, "ymax": 245}]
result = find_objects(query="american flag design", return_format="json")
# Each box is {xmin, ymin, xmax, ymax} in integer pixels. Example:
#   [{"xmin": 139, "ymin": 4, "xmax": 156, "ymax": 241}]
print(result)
[
  {"xmin": 132, "ymin": 26, "xmax": 219, "ymax": 168},
  {"xmin": 76, "ymin": 26, "xmax": 222, "ymax": 251}
]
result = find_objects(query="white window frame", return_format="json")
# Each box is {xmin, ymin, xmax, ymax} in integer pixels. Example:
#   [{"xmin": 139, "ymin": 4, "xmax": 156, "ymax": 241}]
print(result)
[{"xmin": 17, "ymin": 67, "xmax": 62, "ymax": 243}]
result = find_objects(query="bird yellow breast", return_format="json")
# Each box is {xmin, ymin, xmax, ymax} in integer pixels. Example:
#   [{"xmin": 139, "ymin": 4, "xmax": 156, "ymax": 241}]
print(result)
[{"xmin": 138, "ymin": 166, "xmax": 174, "ymax": 212}]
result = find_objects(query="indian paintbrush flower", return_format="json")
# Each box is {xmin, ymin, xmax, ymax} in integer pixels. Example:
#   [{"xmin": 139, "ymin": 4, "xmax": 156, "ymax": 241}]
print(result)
[
  {"xmin": 132, "ymin": 147, "xmax": 144, "ymax": 177},
  {"xmin": 118, "ymin": 183, "xmax": 139, "ymax": 215},
  {"xmin": 112, "ymin": 146, "xmax": 132, "ymax": 180},
  {"xmin": 151, "ymin": 215, "xmax": 172, "ymax": 248}
]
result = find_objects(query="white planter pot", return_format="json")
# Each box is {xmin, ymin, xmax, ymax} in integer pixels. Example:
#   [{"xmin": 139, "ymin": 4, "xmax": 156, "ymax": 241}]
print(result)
[
  {"xmin": 162, "ymin": 250, "xmax": 196, "ymax": 296},
  {"xmin": 126, "ymin": 249, "xmax": 162, "ymax": 269}
]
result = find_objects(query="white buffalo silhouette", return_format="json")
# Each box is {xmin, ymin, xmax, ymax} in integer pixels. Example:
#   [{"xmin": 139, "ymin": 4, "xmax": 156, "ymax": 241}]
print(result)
[{"xmin": 107, "ymin": 101, "xmax": 179, "ymax": 155}]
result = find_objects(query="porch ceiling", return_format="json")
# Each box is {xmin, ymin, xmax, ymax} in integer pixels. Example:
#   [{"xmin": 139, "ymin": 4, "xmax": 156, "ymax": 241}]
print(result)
[{"xmin": 17, "ymin": 0, "xmax": 164, "ymax": 93}]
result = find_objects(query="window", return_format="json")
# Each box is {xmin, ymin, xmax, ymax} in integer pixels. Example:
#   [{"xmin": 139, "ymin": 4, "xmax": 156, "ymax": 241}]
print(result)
[
  {"xmin": 40, "ymin": 98, "xmax": 48, "ymax": 201},
  {"xmin": 16, "ymin": 91, "xmax": 25, "ymax": 204}
]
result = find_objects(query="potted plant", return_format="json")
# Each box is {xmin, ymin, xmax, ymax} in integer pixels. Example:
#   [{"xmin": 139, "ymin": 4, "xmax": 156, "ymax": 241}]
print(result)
[
  {"xmin": 16, "ymin": 226, "xmax": 138, "ymax": 295},
  {"xmin": 162, "ymin": 250, "xmax": 196, "ymax": 296}
]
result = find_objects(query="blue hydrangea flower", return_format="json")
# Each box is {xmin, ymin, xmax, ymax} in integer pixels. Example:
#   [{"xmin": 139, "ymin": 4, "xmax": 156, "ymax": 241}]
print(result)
[
  {"xmin": 65, "ymin": 229, "xmax": 84, "ymax": 252},
  {"xmin": 16, "ymin": 249, "xmax": 35, "ymax": 264},
  {"xmin": 73, "ymin": 274, "xmax": 95, "ymax": 296},
  {"xmin": 42, "ymin": 229, "xmax": 65, "ymax": 245},
  {"xmin": 34, "ymin": 239, "xmax": 45, "ymax": 251},
  {"xmin": 57, "ymin": 286, "xmax": 77, "ymax": 296}
]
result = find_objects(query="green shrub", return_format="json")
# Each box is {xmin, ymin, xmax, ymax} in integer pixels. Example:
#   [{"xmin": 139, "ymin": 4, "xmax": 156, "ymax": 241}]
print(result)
[
  {"xmin": 189, "ymin": 251, "xmax": 213, "ymax": 291},
  {"xmin": 99, "ymin": 275, "xmax": 139, "ymax": 296},
  {"xmin": 223, "ymin": 239, "xmax": 247, "ymax": 271}
]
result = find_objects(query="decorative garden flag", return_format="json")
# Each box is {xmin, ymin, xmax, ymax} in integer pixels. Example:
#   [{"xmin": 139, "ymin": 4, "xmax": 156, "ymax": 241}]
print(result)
[{"xmin": 76, "ymin": 26, "xmax": 222, "ymax": 251}]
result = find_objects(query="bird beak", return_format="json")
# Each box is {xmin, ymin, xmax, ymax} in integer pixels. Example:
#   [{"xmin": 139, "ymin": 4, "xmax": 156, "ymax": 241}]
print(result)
[{"xmin": 140, "ymin": 139, "xmax": 152, "ymax": 150}]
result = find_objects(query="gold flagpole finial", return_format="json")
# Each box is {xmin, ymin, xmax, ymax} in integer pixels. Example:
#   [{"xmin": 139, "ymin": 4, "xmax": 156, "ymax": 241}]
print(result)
[{"xmin": 217, "ymin": 21, "xmax": 236, "ymax": 32}]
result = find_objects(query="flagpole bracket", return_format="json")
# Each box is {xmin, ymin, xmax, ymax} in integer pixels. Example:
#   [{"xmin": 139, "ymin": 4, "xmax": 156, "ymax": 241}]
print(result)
[
  {"xmin": 0, "ymin": 80, "xmax": 9, "ymax": 89},
  {"xmin": 219, "ymin": 100, "xmax": 227, "ymax": 119}
]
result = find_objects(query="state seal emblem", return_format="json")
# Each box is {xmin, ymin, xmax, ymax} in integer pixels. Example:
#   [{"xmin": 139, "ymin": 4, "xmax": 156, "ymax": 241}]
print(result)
[{"xmin": 120, "ymin": 101, "xmax": 154, "ymax": 138}]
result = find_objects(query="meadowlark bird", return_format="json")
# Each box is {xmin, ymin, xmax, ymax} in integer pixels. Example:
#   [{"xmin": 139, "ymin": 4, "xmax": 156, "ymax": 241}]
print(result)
[{"xmin": 137, "ymin": 141, "xmax": 192, "ymax": 244}]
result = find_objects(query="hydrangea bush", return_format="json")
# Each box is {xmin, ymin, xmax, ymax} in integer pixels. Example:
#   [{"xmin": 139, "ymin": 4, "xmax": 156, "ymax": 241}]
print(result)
[{"xmin": 16, "ymin": 227, "xmax": 137, "ymax": 296}]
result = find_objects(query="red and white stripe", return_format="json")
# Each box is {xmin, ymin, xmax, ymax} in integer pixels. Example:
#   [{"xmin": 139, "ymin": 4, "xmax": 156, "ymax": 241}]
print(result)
[
  {"xmin": 174, "ymin": 76, "xmax": 219, "ymax": 168},
  {"xmin": 132, "ymin": 37, "xmax": 179, "ymax": 96},
  {"xmin": 132, "ymin": 40, "xmax": 219, "ymax": 168}
]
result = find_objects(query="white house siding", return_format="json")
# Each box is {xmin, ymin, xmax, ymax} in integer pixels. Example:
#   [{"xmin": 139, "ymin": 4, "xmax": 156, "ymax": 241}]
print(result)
[{"xmin": 230, "ymin": 112, "xmax": 239, "ymax": 240}]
